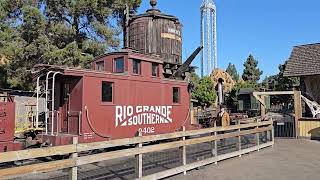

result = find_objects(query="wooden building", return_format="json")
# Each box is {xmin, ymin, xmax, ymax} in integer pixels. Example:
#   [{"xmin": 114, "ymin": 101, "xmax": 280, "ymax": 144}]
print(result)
[
  {"xmin": 237, "ymin": 88, "xmax": 270, "ymax": 114},
  {"xmin": 284, "ymin": 43, "xmax": 320, "ymax": 139}
]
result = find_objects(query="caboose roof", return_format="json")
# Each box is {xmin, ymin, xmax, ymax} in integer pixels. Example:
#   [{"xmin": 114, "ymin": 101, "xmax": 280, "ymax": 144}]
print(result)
[{"xmin": 93, "ymin": 48, "xmax": 180, "ymax": 65}]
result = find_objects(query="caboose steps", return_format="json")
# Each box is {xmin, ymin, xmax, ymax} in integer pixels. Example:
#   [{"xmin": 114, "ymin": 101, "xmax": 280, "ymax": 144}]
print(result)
[{"xmin": 38, "ymin": 133, "xmax": 78, "ymax": 147}]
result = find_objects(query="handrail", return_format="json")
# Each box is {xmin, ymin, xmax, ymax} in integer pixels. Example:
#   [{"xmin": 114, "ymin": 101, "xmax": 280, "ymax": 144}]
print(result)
[
  {"xmin": 51, "ymin": 71, "xmax": 62, "ymax": 136},
  {"xmin": 45, "ymin": 71, "xmax": 54, "ymax": 134},
  {"xmin": 36, "ymin": 74, "xmax": 43, "ymax": 128}
]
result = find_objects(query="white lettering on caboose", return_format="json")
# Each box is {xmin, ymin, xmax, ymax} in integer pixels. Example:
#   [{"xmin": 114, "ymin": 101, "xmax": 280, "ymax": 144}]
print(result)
[{"xmin": 115, "ymin": 106, "xmax": 172, "ymax": 127}]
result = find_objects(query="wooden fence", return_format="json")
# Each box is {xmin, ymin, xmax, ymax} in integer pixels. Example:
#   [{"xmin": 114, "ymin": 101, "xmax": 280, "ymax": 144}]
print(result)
[{"xmin": 0, "ymin": 120, "xmax": 274, "ymax": 180}]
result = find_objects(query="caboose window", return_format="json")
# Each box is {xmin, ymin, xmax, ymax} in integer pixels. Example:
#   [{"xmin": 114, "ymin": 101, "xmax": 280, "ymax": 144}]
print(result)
[
  {"xmin": 173, "ymin": 87, "xmax": 180, "ymax": 103},
  {"xmin": 152, "ymin": 63, "xmax": 159, "ymax": 77},
  {"xmin": 133, "ymin": 59, "xmax": 141, "ymax": 75},
  {"xmin": 102, "ymin": 81, "xmax": 113, "ymax": 102},
  {"xmin": 96, "ymin": 61, "xmax": 104, "ymax": 71},
  {"xmin": 114, "ymin": 57, "xmax": 124, "ymax": 73}
]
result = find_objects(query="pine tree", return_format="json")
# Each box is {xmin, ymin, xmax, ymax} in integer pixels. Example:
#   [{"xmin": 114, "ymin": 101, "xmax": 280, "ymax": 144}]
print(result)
[
  {"xmin": 242, "ymin": 54, "xmax": 263, "ymax": 83},
  {"xmin": 226, "ymin": 62, "xmax": 239, "ymax": 81},
  {"xmin": 0, "ymin": 0, "xmax": 141, "ymax": 90},
  {"xmin": 275, "ymin": 61, "xmax": 299, "ymax": 91}
]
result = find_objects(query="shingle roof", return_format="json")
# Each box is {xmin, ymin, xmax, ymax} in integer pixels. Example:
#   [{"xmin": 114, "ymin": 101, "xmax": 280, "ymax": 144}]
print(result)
[{"xmin": 284, "ymin": 43, "xmax": 320, "ymax": 77}]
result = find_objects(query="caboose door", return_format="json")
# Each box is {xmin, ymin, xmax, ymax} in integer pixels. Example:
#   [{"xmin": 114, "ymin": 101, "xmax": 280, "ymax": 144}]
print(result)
[
  {"xmin": 0, "ymin": 102, "xmax": 15, "ymax": 142},
  {"xmin": 60, "ymin": 79, "xmax": 81, "ymax": 135}
]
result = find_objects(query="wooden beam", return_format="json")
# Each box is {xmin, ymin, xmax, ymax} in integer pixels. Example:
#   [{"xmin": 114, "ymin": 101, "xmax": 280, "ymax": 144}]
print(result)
[
  {"xmin": 253, "ymin": 91, "xmax": 294, "ymax": 96},
  {"xmin": 294, "ymin": 91, "xmax": 302, "ymax": 138},
  {"xmin": 260, "ymin": 95, "xmax": 266, "ymax": 117},
  {"xmin": 135, "ymin": 132, "xmax": 143, "ymax": 178},
  {"xmin": 180, "ymin": 126, "xmax": 186, "ymax": 175},
  {"xmin": 238, "ymin": 120, "xmax": 242, "ymax": 157},
  {"xmin": 70, "ymin": 137, "xmax": 78, "ymax": 180},
  {"xmin": 253, "ymin": 94, "xmax": 265, "ymax": 106},
  {"xmin": 0, "ymin": 159, "xmax": 75, "ymax": 178},
  {"xmin": 0, "ymin": 145, "xmax": 76, "ymax": 163}
]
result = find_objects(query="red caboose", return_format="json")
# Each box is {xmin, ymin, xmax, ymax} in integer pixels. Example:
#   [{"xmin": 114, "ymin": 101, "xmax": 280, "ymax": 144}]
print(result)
[{"xmin": 35, "ymin": 47, "xmax": 201, "ymax": 146}]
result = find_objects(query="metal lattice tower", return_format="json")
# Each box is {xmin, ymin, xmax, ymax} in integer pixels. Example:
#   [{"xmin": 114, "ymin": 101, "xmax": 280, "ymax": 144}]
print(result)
[{"xmin": 200, "ymin": 0, "xmax": 217, "ymax": 77}]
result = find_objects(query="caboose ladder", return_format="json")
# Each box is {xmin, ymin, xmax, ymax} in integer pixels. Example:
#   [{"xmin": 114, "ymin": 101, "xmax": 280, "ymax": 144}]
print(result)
[{"xmin": 45, "ymin": 71, "xmax": 62, "ymax": 135}]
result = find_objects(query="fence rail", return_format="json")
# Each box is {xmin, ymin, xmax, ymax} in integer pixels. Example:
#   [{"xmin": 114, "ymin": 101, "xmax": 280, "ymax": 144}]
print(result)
[{"xmin": 0, "ymin": 120, "xmax": 274, "ymax": 179}]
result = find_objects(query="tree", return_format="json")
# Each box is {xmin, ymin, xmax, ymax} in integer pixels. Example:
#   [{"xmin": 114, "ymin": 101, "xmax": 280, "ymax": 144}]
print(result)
[
  {"xmin": 192, "ymin": 76, "xmax": 217, "ymax": 107},
  {"xmin": 275, "ymin": 61, "xmax": 299, "ymax": 91},
  {"xmin": 242, "ymin": 54, "xmax": 263, "ymax": 83},
  {"xmin": 0, "ymin": 0, "xmax": 141, "ymax": 90},
  {"xmin": 226, "ymin": 62, "xmax": 239, "ymax": 81},
  {"xmin": 260, "ymin": 61, "xmax": 299, "ymax": 91},
  {"xmin": 265, "ymin": 61, "xmax": 299, "ymax": 105}
]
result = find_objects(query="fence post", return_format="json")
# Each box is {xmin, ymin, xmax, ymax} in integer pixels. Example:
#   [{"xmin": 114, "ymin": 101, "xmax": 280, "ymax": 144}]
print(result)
[
  {"xmin": 135, "ymin": 131, "xmax": 143, "ymax": 178},
  {"xmin": 271, "ymin": 118, "xmax": 275, "ymax": 147},
  {"xmin": 238, "ymin": 120, "xmax": 242, "ymax": 157},
  {"xmin": 256, "ymin": 119, "xmax": 260, "ymax": 151},
  {"xmin": 71, "ymin": 137, "xmax": 78, "ymax": 180},
  {"xmin": 294, "ymin": 90, "xmax": 302, "ymax": 139},
  {"xmin": 214, "ymin": 120, "xmax": 218, "ymax": 164},
  {"xmin": 180, "ymin": 126, "xmax": 186, "ymax": 175}
]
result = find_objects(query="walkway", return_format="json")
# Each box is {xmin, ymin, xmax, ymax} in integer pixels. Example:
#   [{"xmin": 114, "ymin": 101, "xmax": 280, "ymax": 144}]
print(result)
[{"xmin": 169, "ymin": 139, "xmax": 320, "ymax": 180}]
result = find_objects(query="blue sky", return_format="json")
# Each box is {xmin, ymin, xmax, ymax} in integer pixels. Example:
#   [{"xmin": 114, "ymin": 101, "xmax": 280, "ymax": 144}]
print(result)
[{"xmin": 137, "ymin": 0, "xmax": 320, "ymax": 78}]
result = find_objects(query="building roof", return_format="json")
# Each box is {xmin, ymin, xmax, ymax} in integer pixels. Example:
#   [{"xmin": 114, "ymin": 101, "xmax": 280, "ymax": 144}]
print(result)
[
  {"xmin": 284, "ymin": 43, "xmax": 320, "ymax": 77},
  {"xmin": 237, "ymin": 88, "xmax": 255, "ymax": 95}
]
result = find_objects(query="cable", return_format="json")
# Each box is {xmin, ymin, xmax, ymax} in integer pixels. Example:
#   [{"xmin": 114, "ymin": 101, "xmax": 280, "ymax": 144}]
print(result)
[
  {"xmin": 84, "ymin": 106, "xmax": 111, "ymax": 139},
  {"xmin": 175, "ymin": 105, "xmax": 191, "ymax": 132}
]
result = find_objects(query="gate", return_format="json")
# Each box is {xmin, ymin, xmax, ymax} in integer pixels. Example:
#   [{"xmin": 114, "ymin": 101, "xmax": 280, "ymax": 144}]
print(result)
[{"xmin": 272, "ymin": 115, "xmax": 296, "ymax": 138}]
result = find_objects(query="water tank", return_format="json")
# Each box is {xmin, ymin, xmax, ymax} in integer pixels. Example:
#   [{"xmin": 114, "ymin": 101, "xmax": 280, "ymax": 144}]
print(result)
[{"xmin": 127, "ymin": 0, "xmax": 182, "ymax": 64}]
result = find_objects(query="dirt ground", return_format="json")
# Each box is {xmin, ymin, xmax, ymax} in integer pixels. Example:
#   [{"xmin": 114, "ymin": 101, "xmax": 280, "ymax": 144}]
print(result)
[{"xmin": 168, "ymin": 139, "xmax": 320, "ymax": 180}]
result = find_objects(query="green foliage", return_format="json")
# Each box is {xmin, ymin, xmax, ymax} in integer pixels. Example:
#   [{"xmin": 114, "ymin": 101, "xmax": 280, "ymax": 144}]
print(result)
[
  {"xmin": 226, "ymin": 62, "xmax": 239, "ymax": 81},
  {"xmin": 189, "ymin": 72, "xmax": 200, "ymax": 86},
  {"xmin": 0, "ymin": 0, "xmax": 141, "ymax": 90},
  {"xmin": 191, "ymin": 76, "xmax": 217, "ymax": 107},
  {"xmin": 242, "ymin": 54, "xmax": 263, "ymax": 83},
  {"xmin": 260, "ymin": 61, "xmax": 299, "ymax": 104},
  {"xmin": 261, "ymin": 61, "xmax": 299, "ymax": 91}
]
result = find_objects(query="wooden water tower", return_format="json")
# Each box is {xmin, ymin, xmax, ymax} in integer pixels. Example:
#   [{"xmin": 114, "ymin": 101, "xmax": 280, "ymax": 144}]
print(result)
[{"xmin": 124, "ymin": 0, "xmax": 183, "ymax": 64}]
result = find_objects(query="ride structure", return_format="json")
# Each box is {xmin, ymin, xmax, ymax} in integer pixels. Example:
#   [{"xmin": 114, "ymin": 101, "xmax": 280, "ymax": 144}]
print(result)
[{"xmin": 200, "ymin": 0, "xmax": 217, "ymax": 77}]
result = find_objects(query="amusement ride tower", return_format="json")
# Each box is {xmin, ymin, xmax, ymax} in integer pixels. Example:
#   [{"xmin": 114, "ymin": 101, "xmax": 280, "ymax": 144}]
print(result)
[{"xmin": 200, "ymin": 0, "xmax": 217, "ymax": 77}]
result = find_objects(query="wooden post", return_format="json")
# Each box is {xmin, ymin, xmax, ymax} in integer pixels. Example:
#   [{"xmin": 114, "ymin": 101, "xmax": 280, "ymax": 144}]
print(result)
[
  {"xmin": 238, "ymin": 120, "xmax": 242, "ymax": 157},
  {"xmin": 214, "ymin": 120, "xmax": 218, "ymax": 164},
  {"xmin": 256, "ymin": 119, "xmax": 260, "ymax": 151},
  {"xmin": 271, "ymin": 119, "xmax": 275, "ymax": 147},
  {"xmin": 71, "ymin": 137, "xmax": 78, "ymax": 180},
  {"xmin": 294, "ymin": 91, "xmax": 302, "ymax": 139},
  {"xmin": 260, "ymin": 95, "xmax": 266, "ymax": 117},
  {"xmin": 181, "ymin": 126, "xmax": 186, "ymax": 175},
  {"xmin": 135, "ymin": 131, "xmax": 143, "ymax": 178}
]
